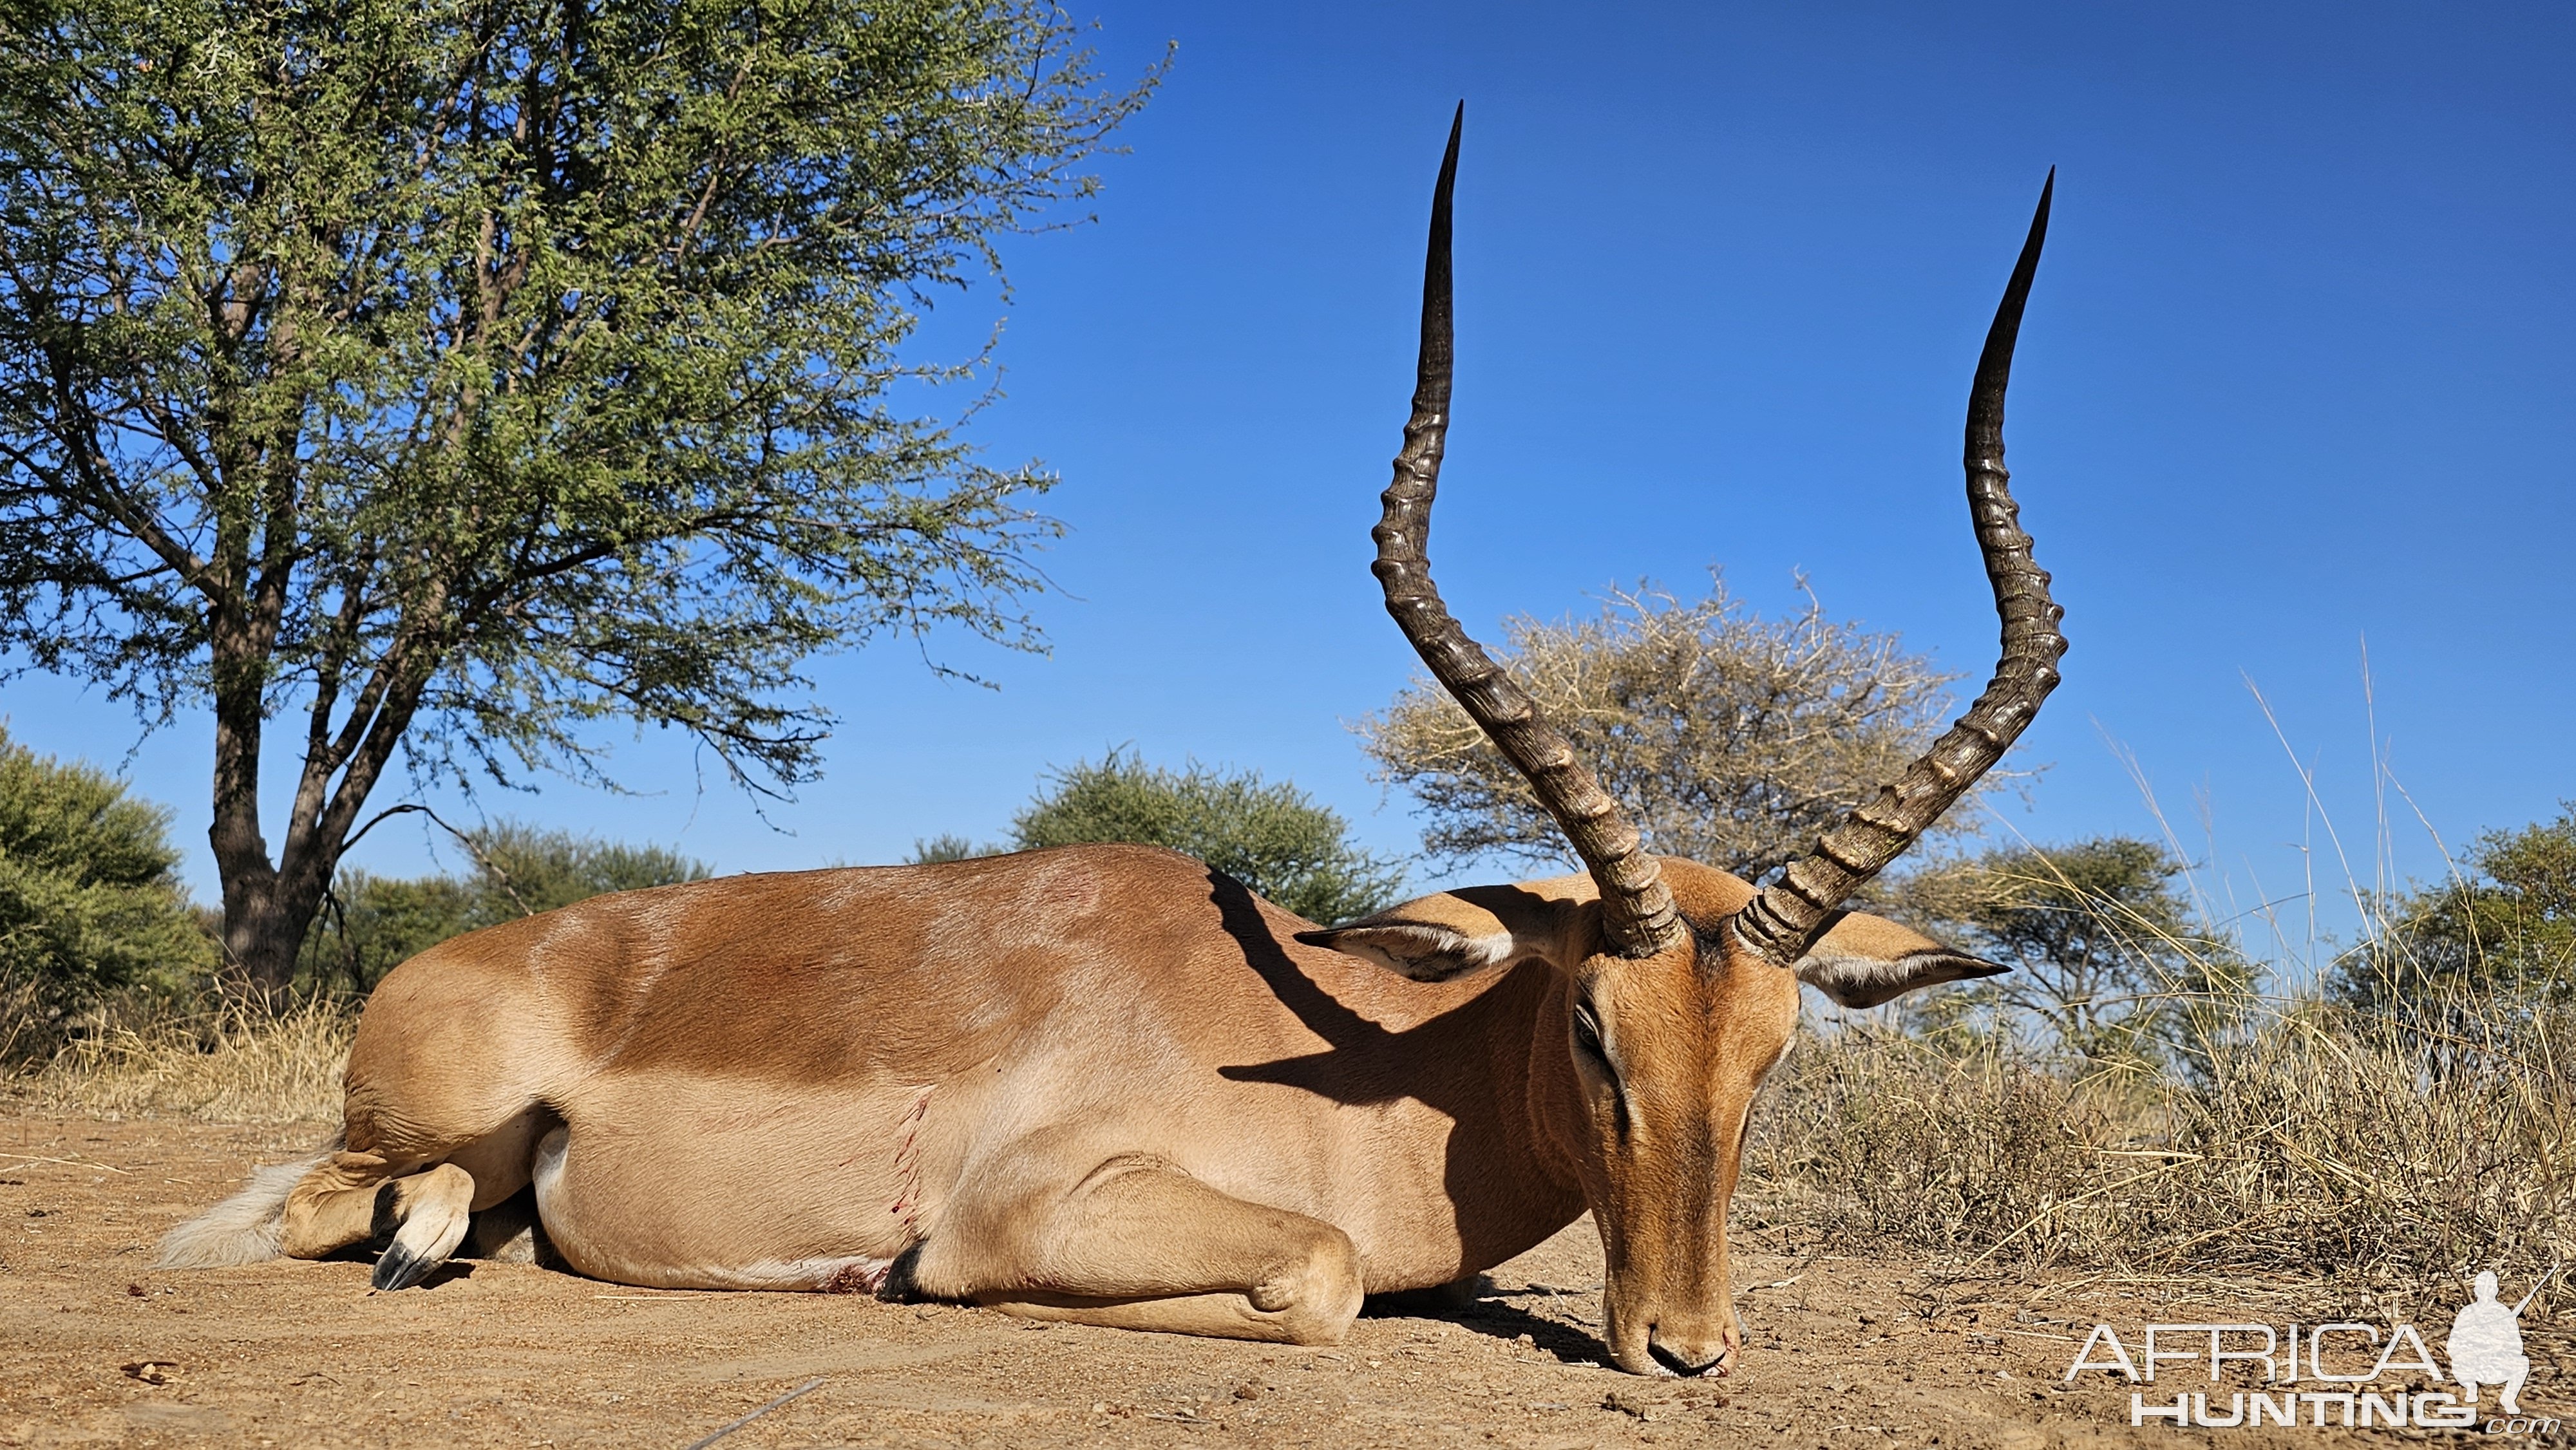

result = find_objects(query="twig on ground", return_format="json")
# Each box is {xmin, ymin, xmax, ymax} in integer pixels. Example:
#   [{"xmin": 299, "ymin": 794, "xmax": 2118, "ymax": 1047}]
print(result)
[
  {"xmin": 679, "ymin": 1377, "xmax": 824, "ymax": 1450},
  {"xmin": 0, "ymin": 1152, "xmax": 131, "ymax": 1174}
]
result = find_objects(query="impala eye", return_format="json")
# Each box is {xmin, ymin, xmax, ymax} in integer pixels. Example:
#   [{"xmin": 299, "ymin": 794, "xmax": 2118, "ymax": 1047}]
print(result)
[{"xmin": 1571, "ymin": 1002, "xmax": 1608, "ymax": 1064}]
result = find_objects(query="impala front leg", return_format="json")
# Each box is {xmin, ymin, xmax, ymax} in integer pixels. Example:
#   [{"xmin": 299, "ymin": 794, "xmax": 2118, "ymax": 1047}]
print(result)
[{"xmin": 921, "ymin": 1154, "xmax": 1363, "ymax": 1346}]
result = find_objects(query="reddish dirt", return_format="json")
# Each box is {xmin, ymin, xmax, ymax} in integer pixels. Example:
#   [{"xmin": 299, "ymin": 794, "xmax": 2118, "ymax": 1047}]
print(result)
[{"xmin": 1, "ymin": 1114, "xmax": 2548, "ymax": 1447}]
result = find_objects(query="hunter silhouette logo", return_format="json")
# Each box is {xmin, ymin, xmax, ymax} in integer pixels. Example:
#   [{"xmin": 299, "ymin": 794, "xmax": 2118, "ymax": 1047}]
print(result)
[
  {"xmin": 2063, "ymin": 1265, "xmax": 2558, "ymax": 1433},
  {"xmin": 2449, "ymin": 1270, "xmax": 2539, "ymax": 1416}
]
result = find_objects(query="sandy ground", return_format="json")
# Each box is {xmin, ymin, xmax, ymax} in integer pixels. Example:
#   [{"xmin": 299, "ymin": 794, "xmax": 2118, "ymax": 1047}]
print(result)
[{"xmin": 3, "ymin": 1113, "xmax": 2563, "ymax": 1447}]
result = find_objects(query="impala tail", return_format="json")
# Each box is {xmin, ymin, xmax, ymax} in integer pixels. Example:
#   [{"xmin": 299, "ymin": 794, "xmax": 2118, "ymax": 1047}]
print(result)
[{"xmin": 152, "ymin": 1135, "xmax": 343, "ymax": 1270}]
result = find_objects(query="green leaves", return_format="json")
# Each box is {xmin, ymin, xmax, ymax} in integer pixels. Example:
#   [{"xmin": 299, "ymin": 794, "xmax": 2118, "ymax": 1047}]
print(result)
[
  {"xmin": 2341, "ymin": 804, "xmax": 2576, "ymax": 1012},
  {"xmin": 0, "ymin": 0, "xmax": 1157, "ymax": 981},
  {"xmin": 1, "ymin": 0, "xmax": 1155, "ymax": 778},
  {"xmin": 0, "ymin": 726, "xmax": 213, "ymax": 1029}
]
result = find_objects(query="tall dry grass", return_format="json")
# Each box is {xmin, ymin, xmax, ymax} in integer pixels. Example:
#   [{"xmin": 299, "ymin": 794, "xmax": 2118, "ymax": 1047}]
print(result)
[
  {"xmin": 6, "ymin": 994, "xmax": 354, "ymax": 1124},
  {"xmin": 1744, "ymin": 996, "xmax": 2576, "ymax": 1288},
  {"xmin": 1740, "ymin": 721, "xmax": 2576, "ymax": 1295}
]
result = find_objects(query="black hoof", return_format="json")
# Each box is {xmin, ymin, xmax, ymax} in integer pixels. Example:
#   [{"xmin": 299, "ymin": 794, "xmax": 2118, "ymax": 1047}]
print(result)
[{"xmin": 372, "ymin": 1243, "xmax": 431, "ymax": 1291}]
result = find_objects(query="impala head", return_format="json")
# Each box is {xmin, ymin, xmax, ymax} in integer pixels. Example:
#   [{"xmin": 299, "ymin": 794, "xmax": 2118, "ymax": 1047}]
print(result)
[{"xmin": 1310, "ymin": 108, "xmax": 2066, "ymax": 1377}]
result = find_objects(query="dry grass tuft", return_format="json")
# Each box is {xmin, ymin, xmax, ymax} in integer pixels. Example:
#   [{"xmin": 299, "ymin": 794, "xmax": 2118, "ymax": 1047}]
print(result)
[
  {"xmin": 8, "ymin": 995, "xmax": 354, "ymax": 1125},
  {"xmin": 2173, "ymin": 1000, "xmax": 2576, "ymax": 1279},
  {"xmin": 1745, "ymin": 994, "xmax": 2576, "ymax": 1288},
  {"xmin": 1740, "ymin": 1031, "xmax": 2127, "ymax": 1265}
]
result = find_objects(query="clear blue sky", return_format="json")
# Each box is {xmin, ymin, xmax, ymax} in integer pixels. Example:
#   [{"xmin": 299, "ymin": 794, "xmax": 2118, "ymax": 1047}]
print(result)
[{"xmin": 6, "ymin": 1, "xmax": 2570, "ymax": 967}]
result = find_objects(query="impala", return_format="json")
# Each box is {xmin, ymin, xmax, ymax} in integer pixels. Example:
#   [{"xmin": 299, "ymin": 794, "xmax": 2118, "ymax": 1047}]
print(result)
[{"xmin": 161, "ymin": 112, "xmax": 2064, "ymax": 1379}]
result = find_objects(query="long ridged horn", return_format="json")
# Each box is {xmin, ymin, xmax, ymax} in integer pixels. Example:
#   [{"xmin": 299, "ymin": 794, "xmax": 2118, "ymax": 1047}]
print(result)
[
  {"xmin": 1727, "ymin": 171, "xmax": 2066, "ymax": 969},
  {"xmin": 1370, "ymin": 106, "xmax": 1688, "ymax": 960}
]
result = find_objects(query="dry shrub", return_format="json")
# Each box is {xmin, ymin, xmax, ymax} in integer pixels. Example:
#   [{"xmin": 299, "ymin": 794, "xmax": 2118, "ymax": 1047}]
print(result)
[
  {"xmin": 10, "ymin": 994, "xmax": 354, "ymax": 1124},
  {"xmin": 1358, "ymin": 576, "xmax": 1984, "ymax": 879},
  {"xmin": 1748, "ymin": 996, "xmax": 2576, "ymax": 1287},
  {"xmin": 1741, "ymin": 1032, "xmax": 2134, "ymax": 1265}
]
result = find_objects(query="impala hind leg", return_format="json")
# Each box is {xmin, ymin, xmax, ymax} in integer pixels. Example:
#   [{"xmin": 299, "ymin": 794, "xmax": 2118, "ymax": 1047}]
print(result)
[
  {"xmin": 279, "ymin": 1153, "xmax": 480, "ymax": 1290},
  {"xmin": 278, "ymin": 1105, "xmax": 547, "ymax": 1287},
  {"xmin": 922, "ymin": 1156, "xmax": 1363, "ymax": 1346}
]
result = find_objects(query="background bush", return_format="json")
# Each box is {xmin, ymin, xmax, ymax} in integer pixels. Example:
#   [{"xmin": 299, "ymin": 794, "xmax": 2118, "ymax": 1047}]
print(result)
[
  {"xmin": 0, "ymin": 725, "xmax": 213, "ymax": 1052},
  {"xmin": 916, "ymin": 750, "xmax": 1403, "ymax": 925},
  {"xmin": 301, "ymin": 822, "xmax": 710, "ymax": 992},
  {"xmin": 1358, "ymin": 576, "xmax": 1988, "ymax": 878},
  {"xmin": 2337, "ymin": 803, "xmax": 2576, "ymax": 1020},
  {"xmin": 1885, "ymin": 836, "xmax": 2253, "ymax": 1071}
]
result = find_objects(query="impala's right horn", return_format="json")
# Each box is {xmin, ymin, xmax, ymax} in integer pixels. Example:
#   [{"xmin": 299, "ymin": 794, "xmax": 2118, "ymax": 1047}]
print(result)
[
  {"xmin": 1369, "ymin": 106, "xmax": 1689, "ymax": 961},
  {"xmin": 1725, "ymin": 173, "xmax": 2067, "ymax": 970}
]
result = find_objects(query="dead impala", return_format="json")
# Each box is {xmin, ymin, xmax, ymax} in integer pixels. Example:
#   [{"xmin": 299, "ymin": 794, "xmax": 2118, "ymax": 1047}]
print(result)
[{"xmin": 162, "ymin": 112, "xmax": 2063, "ymax": 1379}]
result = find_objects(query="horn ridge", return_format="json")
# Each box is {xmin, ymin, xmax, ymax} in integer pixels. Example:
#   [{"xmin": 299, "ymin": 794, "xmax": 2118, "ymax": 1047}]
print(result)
[
  {"xmin": 1371, "ymin": 106, "xmax": 1688, "ymax": 960},
  {"xmin": 1728, "ymin": 171, "xmax": 2068, "ymax": 970}
]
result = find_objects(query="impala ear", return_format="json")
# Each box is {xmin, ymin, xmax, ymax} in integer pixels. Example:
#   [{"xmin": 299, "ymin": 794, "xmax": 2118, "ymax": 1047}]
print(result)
[
  {"xmin": 1792, "ymin": 909, "xmax": 2007, "ymax": 1010},
  {"xmin": 1295, "ymin": 921, "xmax": 1522, "ymax": 982},
  {"xmin": 1296, "ymin": 883, "xmax": 1580, "ymax": 983}
]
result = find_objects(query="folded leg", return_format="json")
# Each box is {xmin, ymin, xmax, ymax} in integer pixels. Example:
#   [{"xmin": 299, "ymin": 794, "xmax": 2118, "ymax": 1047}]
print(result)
[
  {"xmin": 914, "ymin": 1154, "xmax": 1362, "ymax": 1345},
  {"xmin": 278, "ymin": 1152, "xmax": 475, "ymax": 1288}
]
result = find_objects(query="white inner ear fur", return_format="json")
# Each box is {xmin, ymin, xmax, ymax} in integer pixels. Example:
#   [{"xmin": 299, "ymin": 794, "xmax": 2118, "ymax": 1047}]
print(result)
[
  {"xmin": 1796, "ymin": 949, "xmax": 1917, "ymax": 1007},
  {"xmin": 1441, "ymin": 929, "xmax": 1520, "ymax": 971},
  {"xmin": 1303, "ymin": 923, "xmax": 1524, "ymax": 982},
  {"xmin": 1797, "ymin": 948, "xmax": 2000, "ymax": 1011}
]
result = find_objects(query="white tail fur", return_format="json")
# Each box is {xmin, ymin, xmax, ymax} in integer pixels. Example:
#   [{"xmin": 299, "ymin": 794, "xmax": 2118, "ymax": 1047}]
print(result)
[{"xmin": 153, "ymin": 1135, "xmax": 342, "ymax": 1270}]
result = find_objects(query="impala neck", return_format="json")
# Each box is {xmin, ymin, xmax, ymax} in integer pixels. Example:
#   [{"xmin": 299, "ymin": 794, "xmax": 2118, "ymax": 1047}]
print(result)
[
  {"xmin": 1519, "ymin": 970, "xmax": 1595, "ymax": 1200},
  {"xmin": 1389, "ymin": 959, "xmax": 1593, "ymax": 1277}
]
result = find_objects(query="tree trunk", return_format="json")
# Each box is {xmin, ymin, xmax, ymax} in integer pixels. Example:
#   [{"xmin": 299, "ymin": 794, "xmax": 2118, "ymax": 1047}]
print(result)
[
  {"xmin": 216, "ymin": 874, "xmax": 301, "ymax": 994},
  {"xmin": 205, "ymin": 592, "xmax": 336, "ymax": 992},
  {"xmin": 208, "ymin": 710, "xmax": 358, "ymax": 994},
  {"xmin": 209, "ymin": 810, "xmax": 344, "ymax": 994},
  {"xmin": 207, "ymin": 601, "xmax": 435, "ymax": 993},
  {"xmin": 208, "ymin": 722, "xmax": 310, "ymax": 994}
]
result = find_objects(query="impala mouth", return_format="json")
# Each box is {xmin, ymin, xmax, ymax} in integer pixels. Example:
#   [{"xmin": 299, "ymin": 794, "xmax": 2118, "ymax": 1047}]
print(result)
[
  {"xmin": 1647, "ymin": 1339, "xmax": 1730, "ymax": 1378},
  {"xmin": 1643, "ymin": 1319, "xmax": 1738, "ymax": 1378},
  {"xmin": 1604, "ymin": 1284, "xmax": 1741, "ymax": 1377}
]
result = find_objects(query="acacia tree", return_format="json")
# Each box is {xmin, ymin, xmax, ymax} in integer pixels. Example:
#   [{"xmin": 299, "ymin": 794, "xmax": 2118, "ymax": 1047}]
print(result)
[
  {"xmin": 1357, "ymin": 574, "xmax": 1991, "ymax": 879},
  {"xmin": 0, "ymin": 0, "xmax": 1154, "ymax": 986},
  {"xmin": 1891, "ymin": 837, "xmax": 2250, "ymax": 1068},
  {"xmin": 2338, "ymin": 804, "xmax": 2576, "ymax": 1018}
]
